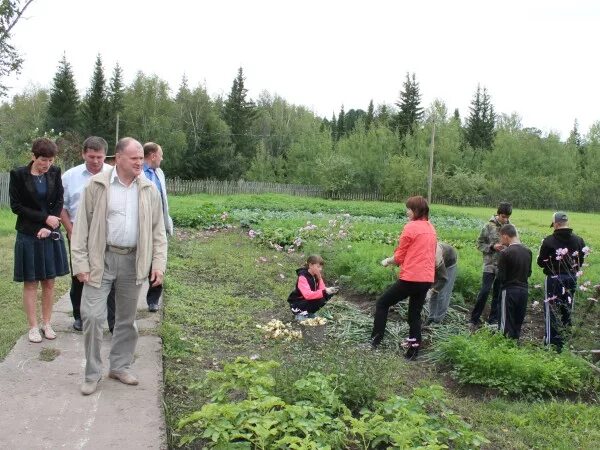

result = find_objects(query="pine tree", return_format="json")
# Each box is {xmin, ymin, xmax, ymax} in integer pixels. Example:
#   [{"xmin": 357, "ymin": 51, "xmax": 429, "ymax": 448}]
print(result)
[
  {"xmin": 107, "ymin": 62, "xmax": 125, "ymax": 148},
  {"xmin": 453, "ymin": 108, "xmax": 460, "ymax": 123},
  {"xmin": 464, "ymin": 85, "xmax": 496, "ymax": 150},
  {"xmin": 81, "ymin": 54, "xmax": 110, "ymax": 139},
  {"xmin": 568, "ymin": 119, "xmax": 586, "ymax": 176},
  {"xmin": 330, "ymin": 113, "xmax": 337, "ymax": 140},
  {"xmin": 46, "ymin": 54, "xmax": 79, "ymax": 133},
  {"xmin": 223, "ymin": 67, "xmax": 257, "ymax": 161},
  {"xmin": 365, "ymin": 99, "xmax": 374, "ymax": 131},
  {"xmin": 395, "ymin": 73, "xmax": 423, "ymax": 138}
]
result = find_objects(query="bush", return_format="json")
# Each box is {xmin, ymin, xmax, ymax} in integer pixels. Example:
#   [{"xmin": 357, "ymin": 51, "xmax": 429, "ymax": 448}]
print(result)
[{"xmin": 432, "ymin": 329, "xmax": 597, "ymax": 397}]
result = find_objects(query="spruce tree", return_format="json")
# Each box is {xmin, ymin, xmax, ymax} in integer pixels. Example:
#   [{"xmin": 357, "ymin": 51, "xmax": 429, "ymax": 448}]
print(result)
[
  {"xmin": 464, "ymin": 84, "xmax": 496, "ymax": 150},
  {"xmin": 336, "ymin": 105, "xmax": 345, "ymax": 140},
  {"xmin": 223, "ymin": 67, "xmax": 257, "ymax": 161},
  {"xmin": 365, "ymin": 99, "xmax": 374, "ymax": 131},
  {"xmin": 46, "ymin": 54, "xmax": 79, "ymax": 133},
  {"xmin": 106, "ymin": 62, "xmax": 125, "ymax": 147},
  {"xmin": 395, "ymin": 72, "xmax": 423, "ymax": 138},
  {"xmin": 80, "ymin": 54, "xmax": 110, "ymax": 139}
]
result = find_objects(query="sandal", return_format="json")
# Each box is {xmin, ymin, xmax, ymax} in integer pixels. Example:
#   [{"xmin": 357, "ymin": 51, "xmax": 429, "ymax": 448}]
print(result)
[
  {"xmin": 41, "ymin": 323, "xmax": 56, "ymax": 340},
  {"xmin": 28, "ymin": 327, "xmax": 42, "ymax": 343}
]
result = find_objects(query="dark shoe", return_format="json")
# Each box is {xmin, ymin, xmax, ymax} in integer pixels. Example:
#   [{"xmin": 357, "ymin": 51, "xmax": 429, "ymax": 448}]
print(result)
[
  {"xmin": 148, "ymin": 303, "xmax": 159, "ymax": 312},
  {"xmin": 81, "ymin": 378, "xmax": 100, "ymax": 395},
  {"xmin": 109, "ymin": 371, "xmax": 139, "ymax": 385},
  {"xmin": 73, "ymin": 319, "xmax": 83, "ymax": 331},
  {"xmin": 404, "ymin": 347, "xmax": 419, "ymax": 360}
]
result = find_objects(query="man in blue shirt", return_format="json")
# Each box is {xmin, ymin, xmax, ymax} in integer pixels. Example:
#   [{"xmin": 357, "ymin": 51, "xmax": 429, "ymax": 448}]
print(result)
[{"xmin": 143, "ymin": 142, "xmax": 173, "ymax": 311}]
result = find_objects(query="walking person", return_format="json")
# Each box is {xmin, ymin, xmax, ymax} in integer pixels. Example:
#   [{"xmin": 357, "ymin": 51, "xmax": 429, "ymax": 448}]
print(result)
[
  {"xmin": 426, "ymin": 242, "xmax": 458, "ymax": 325},
  {"xmin": 537, "ymin": 212, "xmax": 587, "ymax": 351},
  {"xmin": 72, "ymin": 137, "xmax": 167, "ymax": 395},
  {"xmin": 371, "ymin": 196, "xmax": 437, "ymax": 359},
  {"xmin": 142, "ymin": 142, "xmax": 173, "ymax": 312},
  {"xmin": 9, "ymin": 138, "xmax": 69, "ymax": 343},
  {"xmin": 469, "ymin": 202, "xmax": 512, "ymax": 329},
  {"xmin": 60, "ymin": 136, "xmax": 114, "ymax": 331},
  {"xmin": 496, "ymin": 224, "xmax": 532, "ymax": 340}
]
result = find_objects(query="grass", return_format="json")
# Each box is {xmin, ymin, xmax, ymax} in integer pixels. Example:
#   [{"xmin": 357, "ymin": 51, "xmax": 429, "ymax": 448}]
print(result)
[{"xmin": 162, "ymin": 217, "xmax": 600, "ymax": 449}]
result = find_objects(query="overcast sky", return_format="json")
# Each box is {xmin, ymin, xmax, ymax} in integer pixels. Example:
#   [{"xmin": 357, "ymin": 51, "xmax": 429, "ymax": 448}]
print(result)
[{"xmin": 5, "ymin": 0, "xmax": 599, "ymax": 139}]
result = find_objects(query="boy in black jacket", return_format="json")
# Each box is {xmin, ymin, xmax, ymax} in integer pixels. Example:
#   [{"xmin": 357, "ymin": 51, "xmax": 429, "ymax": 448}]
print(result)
[
  {"xmin": 497, "ymin": 224, "xmax": 532, "ymax": 339},
  {"xmin": 537, "ymin": 212, "xmax": 587, "ymax": 351}
]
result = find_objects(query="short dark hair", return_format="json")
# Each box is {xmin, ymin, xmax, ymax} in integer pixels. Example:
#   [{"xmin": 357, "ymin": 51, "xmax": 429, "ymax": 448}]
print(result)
[
  {"xmin": 31, "ymin": 138, "xmax": 58, "ymax": 158},
  {"xmin": 143, "ymin": 142, "xmax": 161, "ymax": 157},
  {"xmin": 115, "ymin": 137, "xmax": 142, "ymax": 154},
  {"xmin": 82, "ymin": 136, "xmax": 108, "ymax": 153},
  {"xmin": 497, "ymin": 202, "xmax": 512, "ymax": 216},
  {"xmin": 499, "ymin": 223, "xmax": 517, "ymax": 238},
  {"xmin": 406, "ymin": 196, "xmax": 429, "ymax": 220}
]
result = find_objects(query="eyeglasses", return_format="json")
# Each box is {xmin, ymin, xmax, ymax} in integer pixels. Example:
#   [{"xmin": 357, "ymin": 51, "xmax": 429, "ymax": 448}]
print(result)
[{"xmin": 50, "ymin": 231, "xmax": 61, "ymax": 241}]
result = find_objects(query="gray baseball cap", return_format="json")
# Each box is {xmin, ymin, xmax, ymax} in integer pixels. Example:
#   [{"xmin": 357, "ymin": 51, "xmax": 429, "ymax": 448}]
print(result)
[{"xmin": 550, "ymin": 211, "xmax": 568, "ymax": 227}]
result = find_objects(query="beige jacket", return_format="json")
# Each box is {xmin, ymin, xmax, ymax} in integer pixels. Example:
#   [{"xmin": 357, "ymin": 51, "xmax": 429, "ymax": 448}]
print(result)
[{"xmin": 71, "ymin": 169, "xmax": 168, "ymax": 288}]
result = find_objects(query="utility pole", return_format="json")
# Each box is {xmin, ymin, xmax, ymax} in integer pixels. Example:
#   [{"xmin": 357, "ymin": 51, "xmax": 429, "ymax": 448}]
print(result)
[
  {"xmin": 427, "ymin": 121, "xmax": 436, "ymax": 204},
  {"xmin": 115, "ymin": 112, "xmax": 120, "ymax": 144}
]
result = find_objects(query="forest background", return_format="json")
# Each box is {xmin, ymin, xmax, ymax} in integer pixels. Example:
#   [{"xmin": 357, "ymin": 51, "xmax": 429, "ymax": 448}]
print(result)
[{"xmin": 1, "ymin": 54, "xmax": 599, "ymax": 211}]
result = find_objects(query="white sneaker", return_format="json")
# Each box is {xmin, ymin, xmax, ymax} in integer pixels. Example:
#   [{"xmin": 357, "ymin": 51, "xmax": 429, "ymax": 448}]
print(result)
[
  {"xmin": 41, "ymin": 323, "xmax": 56, "ymax": 340},
  {"xmin": 28, "ymin": 327, "xmax": 42, "ymax": 343}
]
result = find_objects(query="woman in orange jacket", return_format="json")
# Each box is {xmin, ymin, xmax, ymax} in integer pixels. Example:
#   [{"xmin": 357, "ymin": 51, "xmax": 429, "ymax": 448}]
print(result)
[{"xmin": 370, "ymin": 196, "xmax": 437, "ymax": 359}]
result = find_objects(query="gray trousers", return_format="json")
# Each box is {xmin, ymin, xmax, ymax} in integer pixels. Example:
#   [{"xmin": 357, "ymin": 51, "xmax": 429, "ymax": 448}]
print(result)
[
  {"xmin": 81, "ymin": 250, "xmax": 142, "ymax": 382},
  {"xmin": 428, "ymin": 264, "xmax": 458, "ymax": 322}
]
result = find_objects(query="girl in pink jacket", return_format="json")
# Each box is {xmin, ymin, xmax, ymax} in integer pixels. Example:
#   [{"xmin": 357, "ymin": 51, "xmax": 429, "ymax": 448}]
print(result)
[{"xmin": 370, "ymin": 196, "xmax": 437, "ymax": 359}]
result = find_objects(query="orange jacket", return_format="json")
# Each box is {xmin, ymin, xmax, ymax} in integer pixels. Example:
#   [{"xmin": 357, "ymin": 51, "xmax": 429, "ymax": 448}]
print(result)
[{"xmin": 394, "ymin": 219, "xmax": 437, "ymax": 282}]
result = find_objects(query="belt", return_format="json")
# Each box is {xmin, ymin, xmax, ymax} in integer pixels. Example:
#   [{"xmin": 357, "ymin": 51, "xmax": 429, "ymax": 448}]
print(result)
[{"xmin": 107, "ymin": 244, "xmax": 136, "ymax": 255}]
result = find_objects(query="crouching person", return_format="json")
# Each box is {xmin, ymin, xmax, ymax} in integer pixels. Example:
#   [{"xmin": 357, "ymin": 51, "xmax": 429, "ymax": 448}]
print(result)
[
  {"xmin": 427, "ymin": 242, "xmax": 458, "ymax": 325},
  {"xmin": 497, "ymin": 224, "xmax": 532, "ymax": 339},
  {"xmin": 288, "ymin": 255, "xmax": 338, "ymax": 321}
]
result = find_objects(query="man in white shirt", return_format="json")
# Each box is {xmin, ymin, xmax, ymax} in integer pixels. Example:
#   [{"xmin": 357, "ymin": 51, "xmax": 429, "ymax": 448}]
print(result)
[
  {"xmin": 72, "ymin": 137, "xmax": 167, "ymax": 395},
  {"xmin": 60, "ymin": 137, "xmax": 113, "ymax": 331},
  {"xmin": 142, "ymin": 142, "xmax": 173, "ymax": 312}
]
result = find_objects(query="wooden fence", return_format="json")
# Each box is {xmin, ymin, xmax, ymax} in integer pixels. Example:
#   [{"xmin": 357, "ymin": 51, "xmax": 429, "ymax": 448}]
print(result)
[{"xmin": 0, "ymin": 172, "xmax": 8, "ymax": 207}]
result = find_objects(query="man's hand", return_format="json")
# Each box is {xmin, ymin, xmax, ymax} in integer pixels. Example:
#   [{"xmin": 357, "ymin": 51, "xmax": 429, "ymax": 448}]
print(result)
[
  {"xmin": 493, "ymin": 243, "xmax": 505, "ymax": 252},
  {"xmin": 150, "ymin": 269, "xmax": 164, "ymax": 287},
  {"xmin": 46, "ymin": 215, "xmax": 60, "ymax": 229},
  {"xmin": 76, "ymin": 272, "xmax": 90, "ymax": 283}
]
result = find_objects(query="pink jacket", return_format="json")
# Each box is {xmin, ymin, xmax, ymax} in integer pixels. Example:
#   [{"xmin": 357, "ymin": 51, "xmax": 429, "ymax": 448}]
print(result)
[{"xmin": 394, "ymin": 219, "xmax": 437, "ymax": 282}]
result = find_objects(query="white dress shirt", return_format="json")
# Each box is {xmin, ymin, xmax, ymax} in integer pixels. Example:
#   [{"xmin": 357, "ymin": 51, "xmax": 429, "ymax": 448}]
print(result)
[
  {"xmin": 62, "ymin": 163, "xmax": 112, "ymax": 222},
  {"xmin": 106, "ymin": 169, "xmax": 139, "ymax": 248}
]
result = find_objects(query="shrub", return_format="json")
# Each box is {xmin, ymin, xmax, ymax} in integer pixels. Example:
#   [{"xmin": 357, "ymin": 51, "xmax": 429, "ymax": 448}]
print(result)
[{"xmin": 432, "ymin": 329, "xmax": 597, "ymax": 397}]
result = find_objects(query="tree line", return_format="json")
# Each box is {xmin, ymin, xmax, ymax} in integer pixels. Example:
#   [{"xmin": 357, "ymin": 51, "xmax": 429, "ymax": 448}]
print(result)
[{"xmin": 1, "ymin": 54, "xmax": 599, "ymax": 211}]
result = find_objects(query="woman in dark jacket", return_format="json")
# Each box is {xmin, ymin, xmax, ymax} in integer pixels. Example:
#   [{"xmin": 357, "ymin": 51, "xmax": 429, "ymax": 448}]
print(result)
[{"xmin": 9, "ymin": 138, "xmax": 69, "ymax": 343}]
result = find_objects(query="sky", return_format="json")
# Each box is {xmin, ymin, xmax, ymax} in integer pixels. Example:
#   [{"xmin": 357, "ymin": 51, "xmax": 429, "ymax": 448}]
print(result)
[{"xmin": 4, "ymin": 0, "xmax": 600, "ymax": 139}]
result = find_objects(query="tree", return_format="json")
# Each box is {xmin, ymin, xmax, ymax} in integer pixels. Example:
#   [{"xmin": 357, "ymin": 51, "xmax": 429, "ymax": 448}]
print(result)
[
  {"xmin": 395, "ymin": 72, "xmax": 423, "ymax": 138},
  {"xmin": 464, "ymin": 84, "xmax": 496, "ymax": 150},
  {"xmin": 567, "ymin": 119, "xmax": 585, "ymax": 177},
  {"xmin": 0, "ymin": 0, "xmax": 35, "ymax": 96},
  {"xmin": 80, "ymin": 54, "xmax": 110, "ymax": 139},
  {"xmin": 106, "ymin": 62, "xmax": 125, "ymax": 148},
  {"xmin": 46, "ymin": 54, "xmax": 79, "ymax": 133},
  {"xmin": 365, "ymin": 99, "xmax": 374, "ymax": 131},
  {"xmin": 336, "ymin": 105, "xmax": 345, "ymax": 140},
  {"xmin": 223, "ymin": 67, "xmax": 257, "ymax": 162}
]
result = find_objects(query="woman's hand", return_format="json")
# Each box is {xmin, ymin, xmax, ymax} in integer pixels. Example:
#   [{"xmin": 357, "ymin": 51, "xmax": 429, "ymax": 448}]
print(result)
[
  {"xmin": 46, "ymin": 215, "xmax": 60, "ymax": 229},
  {"xmin": 37, "ymin": 228, "xmax": 51, "ymax": 239}
]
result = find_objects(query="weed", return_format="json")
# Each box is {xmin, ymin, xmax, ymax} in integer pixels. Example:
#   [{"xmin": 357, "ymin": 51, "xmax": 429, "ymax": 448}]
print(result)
[{"xmin": 39, "ymin": 347, "xmax": 60, "ymax": 362}]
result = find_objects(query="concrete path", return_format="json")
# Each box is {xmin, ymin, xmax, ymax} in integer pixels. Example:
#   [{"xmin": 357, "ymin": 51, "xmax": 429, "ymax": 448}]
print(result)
[{"xmin": 0, "ymin": 285, "xmax": 165, "ymax": 449}]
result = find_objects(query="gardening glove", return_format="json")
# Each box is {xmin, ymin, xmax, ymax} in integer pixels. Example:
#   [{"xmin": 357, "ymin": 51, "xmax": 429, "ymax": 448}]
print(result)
[
  {"xmin": 381, "ymin": 256, "xmax": 395, "ymax": 267},
  {"xmin": 325, "ymin": 287, "xmax": 339, "ymax": 295}
]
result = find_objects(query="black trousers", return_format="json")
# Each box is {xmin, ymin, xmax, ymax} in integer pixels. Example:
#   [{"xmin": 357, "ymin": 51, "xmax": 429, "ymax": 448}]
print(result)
[
  {"xmin": 544, "ymin": 274, "xmax": 576, "ymax": 351},
  {"xmin": 290, "ymin": 299, "xmax": 326, "ymax": 314},
  {"xmin": 371, "ymin": 279, "xmax": 431, "ymax": 347},
  {"xmin": 146, "ymin": 276, "xmax": 163, "ymax": 306},
  {"xmin": 499, "ymin": 286, "xmax": 528, "ymax": 339},
  {"xmin": 470, "ymin": 271, "xmax": 501, "ymax": 324}
]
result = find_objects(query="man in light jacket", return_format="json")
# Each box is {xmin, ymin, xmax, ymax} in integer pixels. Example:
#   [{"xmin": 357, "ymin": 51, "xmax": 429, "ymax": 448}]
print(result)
[{"xmin": 72, "ymin": 137, "xmax": 167, "ymax": 395}]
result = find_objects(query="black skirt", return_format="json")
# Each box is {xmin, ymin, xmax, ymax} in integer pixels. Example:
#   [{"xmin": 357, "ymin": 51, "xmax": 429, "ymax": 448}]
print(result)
[{"xmin": 13, "ymin": 231, "xmax": 70, "ymax": 282}]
